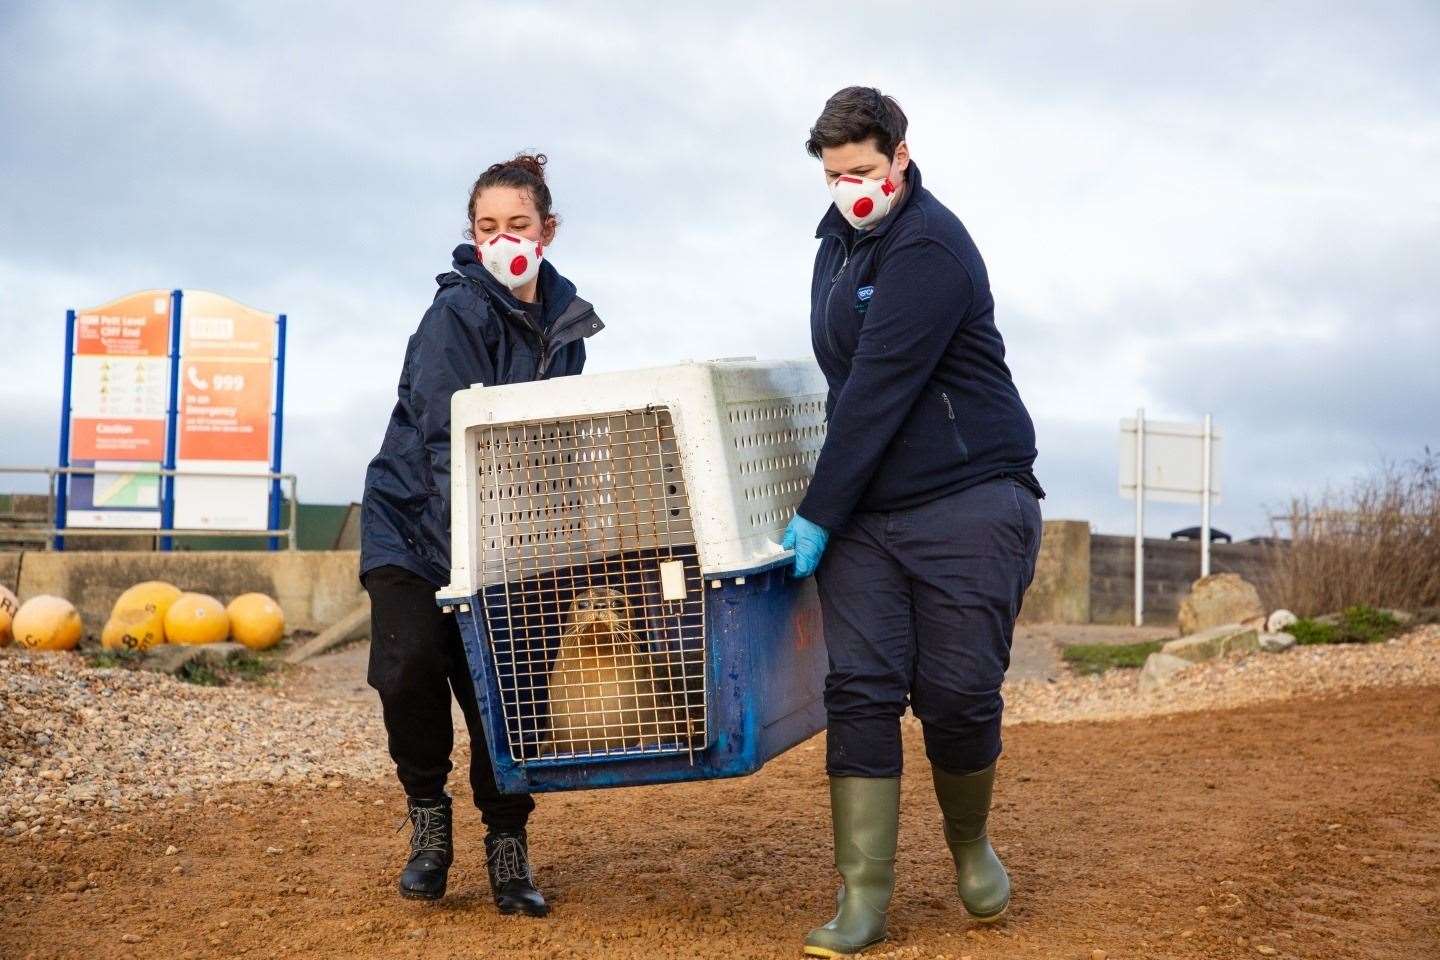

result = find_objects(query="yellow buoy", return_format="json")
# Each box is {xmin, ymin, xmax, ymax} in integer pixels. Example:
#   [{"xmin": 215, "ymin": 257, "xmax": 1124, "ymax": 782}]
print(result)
[
  {"xmin": 112, "ymin": 580, "xmax": 183, "ymax": 621},
  {"xmin": 163, "ymin": 593, "xmax": 230, "ymax": 646},
  {"xmin": 12, "ymin": 595, "xmax": 83, "ymax": 652},
  {"xmin": 101, "ymin": 605, "xmax": 166, "ymax": 652},
  {"xmin": 0, "ymin": 584, "xmax": 18, "ymax": 647},
  {"xmin": 226, "ymin": 593, "xmax": 285, "ymax": 651}
]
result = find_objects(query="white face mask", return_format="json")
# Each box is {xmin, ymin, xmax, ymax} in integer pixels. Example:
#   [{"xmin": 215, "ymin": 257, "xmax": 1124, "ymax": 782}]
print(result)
[
  {"xmin": 476, "ymin": 232, "xmax": 544, "ymax": 289},
  {"xmin": 828, "ymin": 173, "xmax": 898, "ymax": 229}
]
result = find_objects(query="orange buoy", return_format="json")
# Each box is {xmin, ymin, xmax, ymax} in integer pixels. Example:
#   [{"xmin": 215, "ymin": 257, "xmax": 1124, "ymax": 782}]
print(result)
[
  {"xmin": 112, "ymin": 580, "xmax": 183, "ymax": 621},
  {"xmin": 163, "ymin": 593, "xmax": 230, "ymax": 646},
  {"xmin": 12, "ymin": 595, "xmax": 83, "ymax": 652},
  {"xmin": 101, "ymin": 605, "xmax": 166, "ymax": 652},
  {"xmin": 0, "ymin": 584, "xmax": 18, "ymax": 647},
  {"xmin": 226, "ymin": 593, "xmax": 285, "ymax": 651}
]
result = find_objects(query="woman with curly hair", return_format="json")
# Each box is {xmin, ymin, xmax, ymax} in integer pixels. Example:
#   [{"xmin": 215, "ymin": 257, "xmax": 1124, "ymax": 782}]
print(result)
[{"xmin": 359, "ymin": 152, "xmax": 604, "ymax": 914}]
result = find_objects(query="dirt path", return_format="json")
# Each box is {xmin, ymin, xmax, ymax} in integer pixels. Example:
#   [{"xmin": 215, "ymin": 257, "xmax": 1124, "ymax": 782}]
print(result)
[{"xmin": 4, "ymin": 685, "xmax": 1437, "ymax": 960}]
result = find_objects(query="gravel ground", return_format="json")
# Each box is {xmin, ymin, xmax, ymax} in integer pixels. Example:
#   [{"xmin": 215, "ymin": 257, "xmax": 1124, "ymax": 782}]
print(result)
[
  {"xmin": 0, "ymin": 651, "xmax": 389, "ymax": 840},
  {"xmin": 1000, "ymin": 624, "xmax": 1440, "ymax": 725},
  {"xmin": 2, "ymin": 625, "xmax": 1437, "ymax": 842}
]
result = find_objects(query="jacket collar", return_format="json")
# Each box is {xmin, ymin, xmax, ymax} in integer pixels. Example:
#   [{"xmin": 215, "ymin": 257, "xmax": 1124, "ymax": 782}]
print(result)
[
  {"xmin": 449, "ymin": 243, "xmax": 578, "ymax": 326},
  {"xmin": 814, "ymin": 161, "xmax": 924, "ymax": 242}
]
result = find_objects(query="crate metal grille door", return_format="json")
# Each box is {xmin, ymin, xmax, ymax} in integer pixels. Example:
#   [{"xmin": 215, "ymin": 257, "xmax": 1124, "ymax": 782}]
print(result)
[{"xmin": 474, "ymin": 407, "xmax": 707, "ymax": 764}]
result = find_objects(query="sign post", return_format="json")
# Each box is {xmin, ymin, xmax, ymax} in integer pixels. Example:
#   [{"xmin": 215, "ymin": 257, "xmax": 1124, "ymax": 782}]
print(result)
[
  {"xmin": 1120, "ymin": 414, "xmax": 1223, "ymax": 626},
  {"xmin": 1200, "ymin": 413, "xmax": 1213, "ymax": 577},
  {"xmin": 267, "ymin": 314, "xmax": 288, "ymax": 551},
  {"xmin": 58, "ymin": 289, "xmax": 285, "ymax": 550},
  {"xmin": 54, "ymin": 309, "xmax": 77, "ymax": 551},
  {"xmin": 1133, "ymin": 408, "xmax": 1146, "ymax": 625},
  {"xmin": 160, "ymin": 289, "xmax": 183, "ymax": 551}
]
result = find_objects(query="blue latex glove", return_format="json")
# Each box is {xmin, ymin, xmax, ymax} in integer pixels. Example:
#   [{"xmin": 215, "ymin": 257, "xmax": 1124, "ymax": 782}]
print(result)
[{"xmin": 781, "ymin": 514, "xmax": 830, "ymax": 578}]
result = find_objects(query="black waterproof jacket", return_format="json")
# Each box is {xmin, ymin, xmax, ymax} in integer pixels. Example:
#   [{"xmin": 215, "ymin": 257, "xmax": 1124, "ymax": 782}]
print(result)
[
  {"xmin": 359, "ymin": 244, "xmax": 604, "ymax": 587},
  {"xmin": 797, "ymin": 163, "xmax": 1042, "ymax": 532}
]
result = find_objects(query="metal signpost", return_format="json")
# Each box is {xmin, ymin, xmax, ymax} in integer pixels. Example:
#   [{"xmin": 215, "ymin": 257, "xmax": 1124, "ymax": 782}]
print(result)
[{"xmin": 1119, "ymin": 410, "xmax": 1222, "ymax": 626}]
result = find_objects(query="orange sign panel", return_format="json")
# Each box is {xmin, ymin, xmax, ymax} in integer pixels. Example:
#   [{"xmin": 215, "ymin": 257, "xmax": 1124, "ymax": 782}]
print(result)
[
  {"xmin": 70, "ymin": 417, "xmax": 168, "ymax": 459},
  {"xmin": 179, "ymin": 290, "xmax": 277, "ymax": 361},
  {"xmin": 176, "ymin": 359, "xmax": 274, "ymax": 462},
  {"xmin": 69, "ymin": 290, "xmax": 172, "ymax": 466},
  {"xmin": 75, "ymin": 290, "xmax": 171, "ymax": 358},
  {"xmin": 172, "ymin": 290, "xmax": 281, "ymax": 531}
]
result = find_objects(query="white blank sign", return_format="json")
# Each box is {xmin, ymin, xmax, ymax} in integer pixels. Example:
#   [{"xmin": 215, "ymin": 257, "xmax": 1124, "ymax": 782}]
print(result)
[
  {"xmin": 172, "ymin": 458, "xmax": 272, "ymax": 530},
  {"xmin": 1118, "ymin": 418, "xmax": 1222, "ymax": 505}
]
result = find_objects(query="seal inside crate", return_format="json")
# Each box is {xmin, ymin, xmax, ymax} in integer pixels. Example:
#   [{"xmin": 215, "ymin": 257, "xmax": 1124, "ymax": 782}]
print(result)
[{"xmin": 473, "ymin": 407, "xmax": 707, "ymax": 763}]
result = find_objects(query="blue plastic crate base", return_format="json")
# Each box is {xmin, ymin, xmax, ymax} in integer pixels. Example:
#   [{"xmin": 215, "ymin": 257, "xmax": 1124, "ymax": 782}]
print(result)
[{"xmin": 451, "ymin": 554, "xmax": 827, "ymax": 794}]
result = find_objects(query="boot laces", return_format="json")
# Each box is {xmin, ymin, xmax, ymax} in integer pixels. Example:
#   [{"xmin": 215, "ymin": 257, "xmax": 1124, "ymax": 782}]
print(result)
[
  {"xmin": 488, "ymin": 833, "xmax": 532, "ymax": 885},
  {"xmin": 402, "ymin": 803, "xmax": 449, "ymax": 856}
]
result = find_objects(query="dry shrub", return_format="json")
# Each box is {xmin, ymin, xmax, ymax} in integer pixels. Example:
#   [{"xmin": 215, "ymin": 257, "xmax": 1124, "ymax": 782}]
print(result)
[{"xmin": 1268, "ymin": 450, "xmax": 1440, "ymax": 616}]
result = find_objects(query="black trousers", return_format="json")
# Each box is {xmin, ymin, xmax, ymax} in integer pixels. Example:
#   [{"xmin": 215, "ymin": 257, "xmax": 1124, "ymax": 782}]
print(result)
[
  {"xmin": 363, "ymin": 564, "xmax": 534, "ymax": 831},
  {"xmin": 815, "ymin": 477, "xmax": 1042, "ymax": 778}
]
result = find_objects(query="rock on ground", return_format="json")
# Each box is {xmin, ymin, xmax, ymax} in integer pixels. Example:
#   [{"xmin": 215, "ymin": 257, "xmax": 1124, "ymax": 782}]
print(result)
[
  {"xmin": 1162, "ymin": 625, "xmax": 1260, "ymax": 664},
  {"xmin": 1259, "ymin": 632, "xmax": 1297, "ymax": 653},
  {"xmin": 1138, "ymin": 652, "xmax": 1194, "ymax": 692},
  {"xmin": 1266, "ymin": 609, "xmax": 1298, "ymax": 632},
  {"xmin": 1177, "ymin": 573, "xmax": 1265, "ymax": 636}
]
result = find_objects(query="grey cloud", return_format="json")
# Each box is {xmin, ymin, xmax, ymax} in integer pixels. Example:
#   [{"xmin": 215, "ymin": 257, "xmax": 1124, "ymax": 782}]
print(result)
[{"xmin": 3, "ymin": 1, "xmax": 1437, "ymax": 535}]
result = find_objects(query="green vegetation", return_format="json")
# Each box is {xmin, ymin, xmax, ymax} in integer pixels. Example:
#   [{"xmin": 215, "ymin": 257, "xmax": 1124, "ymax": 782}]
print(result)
[
  {"xmin": 1284, "ymin": 605, "xmax": 1404, "ymax": 646},
  {"xmin": 177, "ymin": 661, "xmax": 224, "ymax": 686},
  {"xmin": 82, "ymin": 645, "xmax": 277, "ymax": 686},
  {"xmin": 83, "ymin": 648, "xmax": 145, "ymax": 670},
  {"xmin": 1061, "ymin": 639, "xmax": 1166, "ymax": 676},
  {"xmin": 177, "ymin": 652, "xmax": 275, "ymax": 686},
  {"xmin": 225, "ymin": 653, "xmax": 275, "ymax": 682}
]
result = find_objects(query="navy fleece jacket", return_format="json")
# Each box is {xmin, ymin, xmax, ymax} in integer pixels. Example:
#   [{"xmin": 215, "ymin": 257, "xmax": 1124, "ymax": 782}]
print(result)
[{"xmin": 797, "ymin": 162, "xmax": 1042, "ymax": 531}]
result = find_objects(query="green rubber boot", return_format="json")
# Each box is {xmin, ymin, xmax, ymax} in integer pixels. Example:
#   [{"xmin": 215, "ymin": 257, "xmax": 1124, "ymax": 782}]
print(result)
[
  {"xmin": 932, "ymin": 763, "xmax": 1010, "ymax": 921},
  {"xmin": 803, "ymin": 777, "xmax": 900, "ymax": 958}
]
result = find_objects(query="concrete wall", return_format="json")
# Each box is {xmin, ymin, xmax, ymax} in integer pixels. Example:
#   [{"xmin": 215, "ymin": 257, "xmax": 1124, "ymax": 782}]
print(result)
[
  {"xmin": 11, "ymin": 530, "xmax": 1098, "ymax": 637},
  {"xmin": 1089, "ymin": 535, "xmax": 1276, "ymax": 626},
  {"xmin": 1019, "ymin": 520, "xmax": 1090, "ymax": 625},
  {"xmin": 6, "ymin": 550, "xmax": 363, "ymax": 638},
  {"xmin": 1, "ymin": 529, "xmax": 1278, "ymax": 634}
]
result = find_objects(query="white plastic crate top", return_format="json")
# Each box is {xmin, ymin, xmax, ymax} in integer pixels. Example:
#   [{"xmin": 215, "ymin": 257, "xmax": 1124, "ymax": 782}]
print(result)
[{"xmin": 437, "ymin": 359, "xmax": 828, "ymax": 606}]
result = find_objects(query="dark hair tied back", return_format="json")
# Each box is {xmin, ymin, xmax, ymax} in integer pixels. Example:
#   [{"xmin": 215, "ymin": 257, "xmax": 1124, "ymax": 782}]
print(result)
[{"xmin": 466, "ymin": 152, "xmax": 558, "ymax": 239}]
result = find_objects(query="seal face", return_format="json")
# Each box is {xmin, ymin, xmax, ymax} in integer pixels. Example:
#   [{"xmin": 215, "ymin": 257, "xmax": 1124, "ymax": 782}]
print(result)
[{"xmin": 541, "ymin": 587, "xmax": 678, "ymax": 755}]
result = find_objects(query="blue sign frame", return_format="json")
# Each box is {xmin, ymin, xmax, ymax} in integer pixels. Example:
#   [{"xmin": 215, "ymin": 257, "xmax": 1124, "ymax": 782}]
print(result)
[{"xmin": 55, "ymin": 291, "xmax": 288, "ymax": 551}]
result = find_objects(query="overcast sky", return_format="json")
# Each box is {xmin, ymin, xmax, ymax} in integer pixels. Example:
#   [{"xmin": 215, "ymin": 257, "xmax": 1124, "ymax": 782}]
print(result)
[{"xmin": 2, "ymin": 1, "xmax": 1436, "ymax": 538}]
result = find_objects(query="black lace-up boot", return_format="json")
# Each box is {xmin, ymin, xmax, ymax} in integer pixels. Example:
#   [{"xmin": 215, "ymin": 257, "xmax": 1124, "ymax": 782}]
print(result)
[
  {"xmin": 399, "ymin": 795, "xmax": 453, "ymax": 900},
  {"xmin": 484, "ymin": 829, "xmax": 549, "ymax": 916}
]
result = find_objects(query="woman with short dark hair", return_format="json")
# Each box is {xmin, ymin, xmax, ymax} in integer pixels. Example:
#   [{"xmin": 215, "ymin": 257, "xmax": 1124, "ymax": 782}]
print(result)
[
  {"xmin": 359, "ymin": 153, "xmax": 604, "ymax": 914},
  {"xmin": 782, "ymin": 87, "xmax": 1044, "ymax": 956}
]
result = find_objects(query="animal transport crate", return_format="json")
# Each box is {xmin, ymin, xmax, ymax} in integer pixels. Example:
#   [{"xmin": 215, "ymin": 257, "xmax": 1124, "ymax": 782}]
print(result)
[{"xmin": 438, "ymin": 360, "xmax": 830, "ymax": 794}]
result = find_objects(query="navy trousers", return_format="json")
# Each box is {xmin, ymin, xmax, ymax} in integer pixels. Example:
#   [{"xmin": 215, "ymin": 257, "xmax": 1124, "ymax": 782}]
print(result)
[{"xmin": 815, "ymin": 477, "xmax": 1042, "ymax": 778}]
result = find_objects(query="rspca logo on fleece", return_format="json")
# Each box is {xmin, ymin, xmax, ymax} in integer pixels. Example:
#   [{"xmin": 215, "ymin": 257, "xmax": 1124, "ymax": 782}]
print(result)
[{"xmin": 855, "ymin": 285, "xmax": 875, "ymax": 315}]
